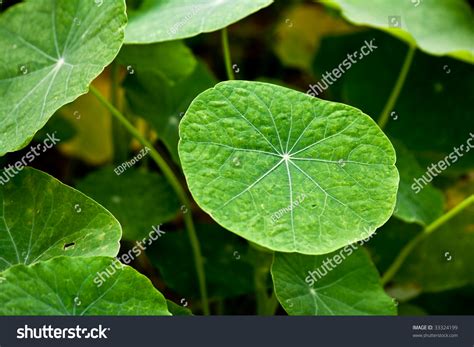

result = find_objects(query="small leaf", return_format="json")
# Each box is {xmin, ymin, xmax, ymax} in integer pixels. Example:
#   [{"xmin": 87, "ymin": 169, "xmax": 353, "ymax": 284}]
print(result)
[
  {"xmin": 0, "ymin": 0, "xmax": 126, "ymax": 156},
  {"xmin": 77, "ymin": 167, "xmax": 180, "ymax": 241},
  {"xmin": 125, "ymin": 0, "xmax": 273, "ymax": 44},
  {"xmin": 0, "ymin": 168, "xmax": 121, "ymax": 271},
  {"xmin": 118, "ymin": 41, "xmax": 197, "ymax": 84},
  {"xmin": 0, "ymin": 256, "xmax": 170, "ymax": 315},
  {"xmin": 179, "ymin": 81, "xmax": 398, "ymax": 254},
  {"xmin": 271, "ymin": 249, "xmax": 396, "ymax": 315},
  {"xmin": 322, "ymin": 0, "xmax": 474, "ymax": 63},
  {"xmin": 393, "ymin": 140, "xmax": 444, "ymax": 226}
]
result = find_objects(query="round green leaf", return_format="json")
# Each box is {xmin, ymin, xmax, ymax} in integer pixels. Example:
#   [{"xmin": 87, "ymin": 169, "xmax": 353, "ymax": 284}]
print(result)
[
  {"xmin": 0, "ymin": 256, "xmax": 170, "ymax": 315},
  {"xmin": 321, "ymin": 0, "xmax": 474, "ymax": 63},
  {"xmin": 271, "ymin": 250, "xmax": 396, "ymax": 315},
  {"xmin": 125, "ymin": 0, "xmax": 273, "ymax": 44},
  {"xmin": 178, "ymin": 81, "xmax": 398, "ymax": 254},
  {"xmin": 0, "ymin": 168, "xmax": 121, "ymax": 272},
  {"xmin": 0, "ymin": 0, "xmax": 127, "ymax": 156},
  {"xmin": 77, "ymin": 167, "xmax": 180, "ymax": 240}
]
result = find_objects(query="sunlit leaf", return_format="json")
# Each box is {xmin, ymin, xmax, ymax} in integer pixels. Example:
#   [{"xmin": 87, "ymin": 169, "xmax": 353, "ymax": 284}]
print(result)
[
  {"xmin": 0, "ymin": 0, "xmax": 127, "ymax": 156},
  {"xmin": 179, "ymin": 81, "xmax": 398, "ymax": 254}
]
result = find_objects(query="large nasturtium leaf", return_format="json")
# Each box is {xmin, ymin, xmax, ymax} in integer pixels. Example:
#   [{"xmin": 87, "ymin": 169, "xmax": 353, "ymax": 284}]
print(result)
[
  {"xmin": 0, "ymin": 0, "xmax": 126, "ymax": 156},
  {"xmin": 0, "ymin": 168, "xmax": 121, "ymax": 272},
  {"xmin": 125, "ymin": 60, "xmax": 217, "ymax": 163},
  {"xmin": 178, "ymin": 81, "xmax": 399, "ymax": 254},
  {"xmin": 0, "ymin": 256, "xmax": 170, "ymax": 315},
  {"xmin": 125, "ymin": 0, "xmax": 274, "ymax": 44},
  {"xmin": 393, "ymin": 140, "xmax": 444, "ymax": 226},
  {"xmin": 77, "ymin": 167, "xmax": 180, "ymax": 241},
  {"xmin": 271, "ymin": 249, "xmax": 396, "ymax": 315},
  {"xmin": 319, "ymin": 0, "xmax": 474, "ymax": 63},
  {"xmin": 147, "ymin": 224, "xmax": 254, "ymax": 298}
]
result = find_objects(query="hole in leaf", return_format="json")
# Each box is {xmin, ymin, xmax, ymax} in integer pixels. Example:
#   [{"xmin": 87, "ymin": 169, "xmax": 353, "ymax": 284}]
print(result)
[{"xmin": 63, "ymin": 242, "xmax": 76, "ymax": 250}]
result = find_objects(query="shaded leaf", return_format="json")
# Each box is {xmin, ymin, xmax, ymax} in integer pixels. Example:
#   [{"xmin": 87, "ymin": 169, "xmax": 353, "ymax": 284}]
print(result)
[
  {"xmin": 118, "ymin": 41, "xmax": 197, "ymax": 84},
  {"xmin": 77, "ymin": 167, "xmax": 180, "ymax": 241},
  {"xmin": 393, "ymin": 140, "xmax": 444, "ymax": 226},
  {"xmin": 394, "ymin": 197, "xmax": 474, "ymax": 292},
  {"xmin": 313, "ymin": 30, "xmax": 474, "ymax": 170},
  {"xmin": 147, "ymin": 224, "xmax": 254, "ymax": 299},
  {"xmin": 125, "ymin": 60, "xmax": 217, "ymax": 163}
]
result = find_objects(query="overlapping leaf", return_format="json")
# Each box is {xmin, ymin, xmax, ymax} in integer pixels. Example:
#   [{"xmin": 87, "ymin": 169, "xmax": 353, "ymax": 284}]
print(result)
[
  {"xmin": 125, "ymin": 60, "xmax": 217, "ymax": 163},
  {"xmin": 125, "ymin": 0, "xmax": 273, "ymax": 43},
  {"xmin": 393, "ymin": 140, "xmax": 444, "ymax": 226},
  {"xmin": 0, "ymin": 256, "xmax": 170, "ymax": 315},
  {"xmin": 271, "ymin": 249, "xmax": 396, "ymax": 315},
  {"xmin": 179, "ymin": 81, "xmax": 399, "ymax": 254},
  {"xmin": 0, "ymin": 0, "xmax": 127, "ymax": 156},
  {"xmin": 0, "ymin": 168, "xmax": 121, "ymax": 272},
  {"xmin": 77, "ymin": 167, "xmax": 180, "ymax": 240}
]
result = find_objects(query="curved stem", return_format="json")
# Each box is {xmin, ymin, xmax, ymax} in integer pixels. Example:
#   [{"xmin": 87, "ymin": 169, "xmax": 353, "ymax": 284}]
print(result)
[
  {"xmin": 377, "ymin": 43, "xmax": 416, "ymax": 130},
  {"xmin": 382, "ymin": 194, "xmax": 474, "ymax": 285},
  {"xmin": 110, "ymin": 63, "xmax": 128, "ymax": 164},
  {"xmin": 221, "ymin": 28, "xmax": 235, "ymax": 80},
  {"xmin": 89, "ymin": 85, "xmax": 210, "ymax": 315}
]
